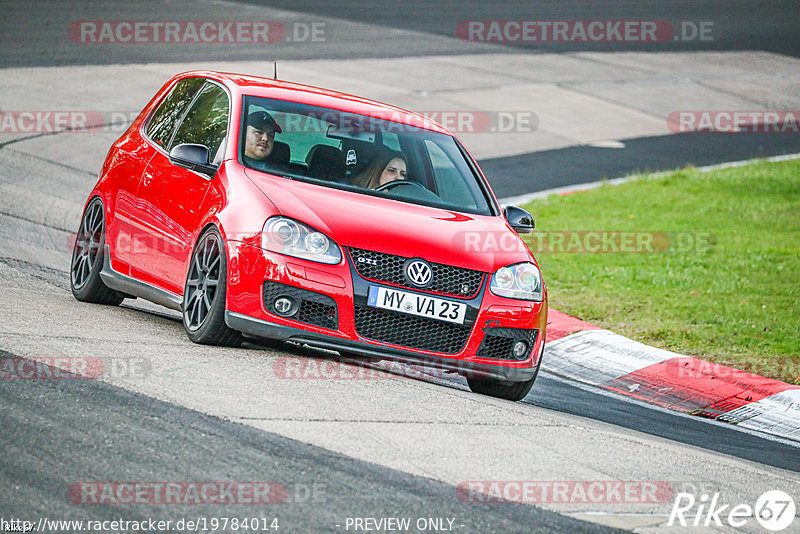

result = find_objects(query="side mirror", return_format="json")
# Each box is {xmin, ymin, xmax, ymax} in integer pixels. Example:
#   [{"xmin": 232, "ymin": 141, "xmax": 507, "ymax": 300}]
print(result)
[
  {"xmin": 168, "ymin": 143, "xmax": 218, "ymax": 177},
  {"xmin": 503, "ymin": 205, "xmax": 534, "ymax": 234}
]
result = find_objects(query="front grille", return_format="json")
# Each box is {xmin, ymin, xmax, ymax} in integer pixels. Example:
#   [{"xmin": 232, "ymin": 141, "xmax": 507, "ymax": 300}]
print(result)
[
  {"xmin": 263, "ymin": 281, "xmax": 338, "ymax": 330},
  {"xmin": 348, "ymin": 247, "xmax": 484, "ymax": 298},
  {"xmin": 477, "ymin": 327, "xmax": 538, "ymax": 360},
  {"xmin": 354, "ymin": 305, "xmax": 472, "ymax": 354}
]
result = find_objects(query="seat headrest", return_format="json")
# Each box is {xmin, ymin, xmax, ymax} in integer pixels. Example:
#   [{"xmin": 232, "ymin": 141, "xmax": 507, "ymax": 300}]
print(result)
[
  {"xmin": 306, "ymin": 145, "xmax": 345, "ymax": 182},
  {"xmin": 268, "ymin": 141, "xmax": 290, "ymax": 164}
]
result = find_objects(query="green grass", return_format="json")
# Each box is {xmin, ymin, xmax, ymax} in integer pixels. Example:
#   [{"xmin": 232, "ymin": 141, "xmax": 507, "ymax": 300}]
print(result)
[{"xmin": 522, "ymin": 158, "xmax": 800, "ymax": 384}]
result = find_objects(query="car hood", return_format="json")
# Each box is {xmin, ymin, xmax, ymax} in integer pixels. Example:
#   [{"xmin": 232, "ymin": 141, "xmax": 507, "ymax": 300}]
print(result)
[{"xmin": 244, "ymin": 170, "xmax": 535, "ymax": 273}]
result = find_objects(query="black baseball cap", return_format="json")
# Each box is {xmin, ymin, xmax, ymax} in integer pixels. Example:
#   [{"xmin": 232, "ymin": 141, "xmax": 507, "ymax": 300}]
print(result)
[{"xmin": 247, "ymin": 110, "xmax": 282, "ymax": 133}]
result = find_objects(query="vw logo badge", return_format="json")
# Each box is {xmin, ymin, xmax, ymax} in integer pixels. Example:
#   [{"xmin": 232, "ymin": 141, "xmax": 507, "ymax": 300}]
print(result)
[{"xmin": 404, "ymin": 259, "xmax": 433, "ymax": 288}]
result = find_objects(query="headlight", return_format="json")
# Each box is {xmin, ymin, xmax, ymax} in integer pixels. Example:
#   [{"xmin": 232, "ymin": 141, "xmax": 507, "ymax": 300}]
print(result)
[
  {"xmin": 261, "ymin": 216, "xmax": 341, "ymax": 264},
  {"xmin": 490, "ymin": 262, "xmax": 543, "ymax": 301}
]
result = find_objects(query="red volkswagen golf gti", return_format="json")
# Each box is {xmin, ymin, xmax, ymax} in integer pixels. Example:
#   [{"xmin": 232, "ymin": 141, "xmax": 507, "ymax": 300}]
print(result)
[{"xmin": 71, "ymin": 71, "xmax": 547, "ymax": 401}]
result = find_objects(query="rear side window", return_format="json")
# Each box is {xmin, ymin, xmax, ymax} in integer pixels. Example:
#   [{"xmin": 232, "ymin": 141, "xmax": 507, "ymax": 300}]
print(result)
[
  {"xmin": 144, "ymin": 77, "xmax": 205, "ymax": 148},
  {"xmin": 170, "ymin": 82, "xmax": 230, "ymax": 160}
]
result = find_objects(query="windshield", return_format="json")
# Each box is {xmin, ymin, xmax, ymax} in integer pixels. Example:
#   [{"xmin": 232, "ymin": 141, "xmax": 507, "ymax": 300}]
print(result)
[{"xmin": 239, "ymin": 96, "xmax": 495, "ymax": 215}]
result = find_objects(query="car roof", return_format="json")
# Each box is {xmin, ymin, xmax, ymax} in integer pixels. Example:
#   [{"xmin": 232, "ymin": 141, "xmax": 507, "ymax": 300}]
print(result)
[{"xmin": 177, "ymin": 70, "xmax": 452, "ymax": 135}]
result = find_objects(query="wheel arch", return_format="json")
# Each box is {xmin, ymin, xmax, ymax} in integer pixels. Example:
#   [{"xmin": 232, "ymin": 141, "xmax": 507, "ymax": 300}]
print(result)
[{"xmin": 186, "ymin": 219, "xmax": 227, "ymax": 280}]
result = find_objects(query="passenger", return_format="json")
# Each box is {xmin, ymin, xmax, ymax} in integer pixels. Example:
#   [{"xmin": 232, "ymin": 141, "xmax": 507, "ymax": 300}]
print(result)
[
  {"xmin": 243, "ymin": 110, "xmax": 282, "ymax": 169},
  {"xmin": 351, "ymin": 150, "xmax": 407, "ymax": 189}
]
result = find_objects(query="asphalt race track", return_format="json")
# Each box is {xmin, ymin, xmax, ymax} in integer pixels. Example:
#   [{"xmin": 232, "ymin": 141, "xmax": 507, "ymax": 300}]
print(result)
[
  {"xmin": 1, "ymin": 2, "xmax": 799, "ymax": 533},
  {"xmin": 0, "ymin": 351, "xmax": 615, "ymax": 533}
]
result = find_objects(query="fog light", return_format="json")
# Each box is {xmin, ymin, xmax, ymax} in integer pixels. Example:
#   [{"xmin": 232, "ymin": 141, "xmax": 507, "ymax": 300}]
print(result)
[
  {"xmin": 274, "ymin": 296, "xmax": 295, "ymax": 316},
  {"xmin": 511, "ymin": 340, "xmax": 529, "ymax": 359}
]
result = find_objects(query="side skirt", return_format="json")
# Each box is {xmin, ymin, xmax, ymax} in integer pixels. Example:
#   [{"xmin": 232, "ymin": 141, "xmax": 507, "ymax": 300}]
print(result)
[{"xmin": 99, "ymin": 246, "xmax": 183, "ymax": 311}]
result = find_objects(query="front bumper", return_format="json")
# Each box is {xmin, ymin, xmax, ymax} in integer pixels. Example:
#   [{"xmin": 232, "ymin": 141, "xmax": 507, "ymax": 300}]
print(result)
[
  {"xmin": 225, "ymin": 311, "xmax": 540, "ymax": 382},
  {"xmin": 225, "ymin": 241, "xmax": 547, "ymax": 382}
]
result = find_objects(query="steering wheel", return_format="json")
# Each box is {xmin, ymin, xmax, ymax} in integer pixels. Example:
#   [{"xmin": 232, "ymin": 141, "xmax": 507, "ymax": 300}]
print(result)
[{"xmin": 375, "ymin": 180, "xmax": 428, "ymax": 193}]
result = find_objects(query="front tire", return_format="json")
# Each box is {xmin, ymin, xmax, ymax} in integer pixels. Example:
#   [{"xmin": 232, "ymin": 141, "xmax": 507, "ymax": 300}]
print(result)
[
  {"xmin": 467, "ymin": 344, "xmax": 543, "ymax": 401},
  {"xmin": 182, "ymin": 227, "xmax": 243, "ymax": 347},
  {"xmin": 70, "ymin": 197, "xmax": 125, "ymax": 306}
]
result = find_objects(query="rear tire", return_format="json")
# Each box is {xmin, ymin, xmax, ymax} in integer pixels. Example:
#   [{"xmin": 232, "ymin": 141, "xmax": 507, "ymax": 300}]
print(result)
[
  {"xmin": 467, "ymin": 344, "xmax": 543, "ymax": 401},
  {"xmin": 182, "ymin": 227, "xmax": 243, "ymax": 347},
  {"xmin": 70, "ymin": 197, "xmax": 125, "ymax": 306}
]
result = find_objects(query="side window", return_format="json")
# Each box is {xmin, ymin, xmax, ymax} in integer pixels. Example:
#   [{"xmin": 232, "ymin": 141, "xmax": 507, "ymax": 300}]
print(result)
[
  {"xmin": 423, "ymin": 139, "xmax": 477, "ymax": 210},
  {"xmin": 171, "ymin": 83, "xmax": 230, "ymax": 161},
  {"xmin": 145, "ymin": 77, "xmax": 205, "ymax": 148},
  {"xmin": 269, "ymin": 110, "xmax": 339, "ymax": 163}
]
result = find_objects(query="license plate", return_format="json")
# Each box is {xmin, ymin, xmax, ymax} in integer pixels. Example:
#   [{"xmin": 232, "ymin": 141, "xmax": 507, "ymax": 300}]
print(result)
[{"xmin": 367, "ymin": 286, "xmax": 467, "ymax": 324}]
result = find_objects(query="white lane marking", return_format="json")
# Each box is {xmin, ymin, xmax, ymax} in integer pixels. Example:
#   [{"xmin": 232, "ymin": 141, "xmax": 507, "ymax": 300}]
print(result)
[{"xmin": 499, "ymin": 152, "xmax": 800, "ymax": 207}]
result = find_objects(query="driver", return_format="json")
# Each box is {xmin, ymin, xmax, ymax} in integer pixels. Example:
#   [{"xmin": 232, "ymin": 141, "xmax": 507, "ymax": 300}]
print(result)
[
  {"xmin": 351, "ymin": 150, "xmax": 407, "ymax": 189},
  {"xmin": 243, "ymin": 110, "xmax": 282, "ymax": 170}
]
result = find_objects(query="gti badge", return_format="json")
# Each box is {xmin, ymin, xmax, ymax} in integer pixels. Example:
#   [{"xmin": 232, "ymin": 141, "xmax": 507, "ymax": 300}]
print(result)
[
  {"xmin": 404, "ymin": 258, "xmax": 433, "ymax": 288},
  {"xmin": 357, "ymin": 256, "xmax": 378, "ymax": 266}
]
